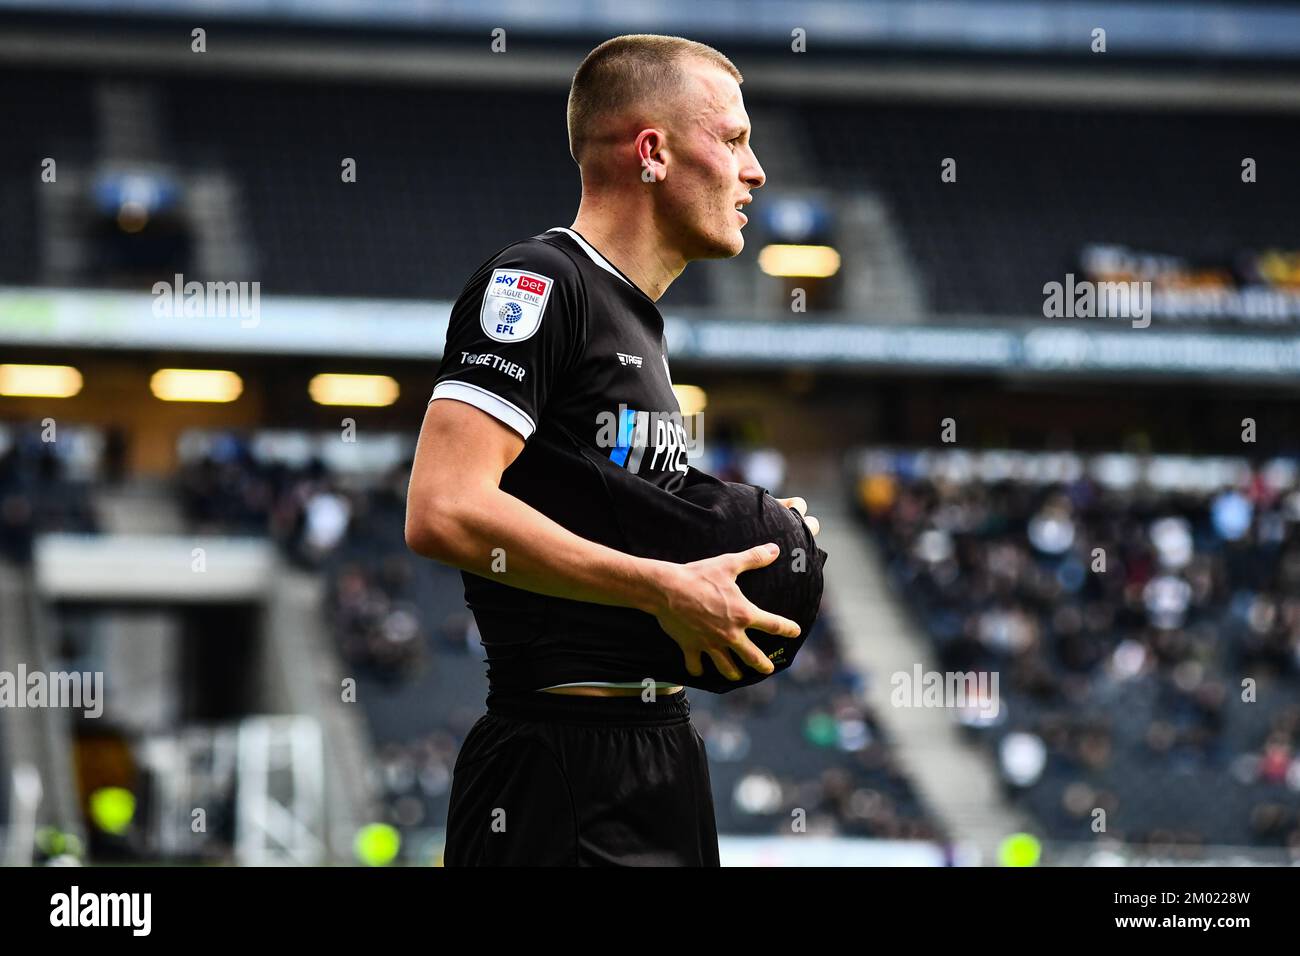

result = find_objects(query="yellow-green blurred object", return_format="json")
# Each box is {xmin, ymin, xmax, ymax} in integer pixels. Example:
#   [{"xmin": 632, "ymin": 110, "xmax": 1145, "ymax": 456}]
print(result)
[
  {"xmin": 36, "ymin": 826, "xmax": 65, "ymax": 855},
  {"xmin": 355, "ymin": 823, "xmax": 400, "ymax": 866},
  {"xmin": 998, "ymin": 832, "xmax": 1042, "ymax": 867},
  {"xmin": 89, "ymin": 787, "xmax": 135, "ymax": 835}
]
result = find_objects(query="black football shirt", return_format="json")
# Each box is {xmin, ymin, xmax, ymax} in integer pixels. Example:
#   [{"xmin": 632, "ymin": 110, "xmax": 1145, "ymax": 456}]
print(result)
[{"xmin": 429, "ymin": 227, "xmax": 694, "ymax": 693}]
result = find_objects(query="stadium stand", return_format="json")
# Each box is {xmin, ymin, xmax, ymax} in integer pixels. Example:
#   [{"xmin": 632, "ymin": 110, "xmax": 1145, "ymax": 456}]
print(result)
[
  {"xmin": 0, "ymin": 425, "xmax": 100, "ymax": 563},
  {"xmin": 853, "ymin": 448, "xmax": 1300, "ymax": 853},
  {"xmin": 689, "ymin": 610, "xmax": 943, "ymax": 840},
  {"xmin": 795, "ymin": 99, "xmax": 1300, "ymax": 320},
  {"xmin": 321, "ymin": 476, "xmax": 484, "ymax": 836},
  {"xmin": 0, "ymin": 69, "xmax": 98, "ymax": 284},
  {"xmin": 9, "ymin": 62, "xmax": 1299, "ymax": 326},
  {"xmin": 0, "ymin": 66, "xmax": 714, "ymax": 306}
]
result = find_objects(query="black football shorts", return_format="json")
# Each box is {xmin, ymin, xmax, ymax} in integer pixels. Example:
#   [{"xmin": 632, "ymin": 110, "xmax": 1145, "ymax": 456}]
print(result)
[{"xmin": 443, "ymin": 688, "xmax": 720, "ymax": 866}]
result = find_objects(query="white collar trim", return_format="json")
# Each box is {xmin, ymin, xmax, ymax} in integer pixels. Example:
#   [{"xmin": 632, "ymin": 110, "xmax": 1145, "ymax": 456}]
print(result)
[{"xmin": 547, "ymin": 226, "xmax": 634, "ymax": 289}]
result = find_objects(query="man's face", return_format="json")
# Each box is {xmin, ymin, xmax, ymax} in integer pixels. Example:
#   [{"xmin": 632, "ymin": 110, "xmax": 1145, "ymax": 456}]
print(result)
[{"xmin": 655, "ymin": 62, "xmax": 766, "ymax": 261}]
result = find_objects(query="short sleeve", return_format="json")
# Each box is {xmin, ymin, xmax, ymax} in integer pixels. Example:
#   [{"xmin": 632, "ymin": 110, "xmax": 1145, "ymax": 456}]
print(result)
[{"xmin": 430, "ymin": 239, "xmax": 585, "ymax": 441}]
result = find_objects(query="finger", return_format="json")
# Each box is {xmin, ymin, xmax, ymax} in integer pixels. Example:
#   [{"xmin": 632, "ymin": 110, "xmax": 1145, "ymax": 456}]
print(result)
[
  {"xmin": 747, "ymin": 605, "xmax": 802, "ymax": 640},
  {"xmin": 727, "ymin": 631, "xmax": 777, "ymax": 675},
  {"xmin": 732, "ymin": 542, "xmax": 780, "ymax": 574},
  {"xmin": 778, "ymin": 496, "xmax": 808, "ymax": 517},
  {"xmin": 706, "ymin": 647, "xmax": 743, "ymax": 682},
  {"xmin": 681, "ymin": 648, "xmax": 704, "ymax": 678},
  {"xmin": 804, "ymin": 514, "xmax": 821, "ymax": 536}
]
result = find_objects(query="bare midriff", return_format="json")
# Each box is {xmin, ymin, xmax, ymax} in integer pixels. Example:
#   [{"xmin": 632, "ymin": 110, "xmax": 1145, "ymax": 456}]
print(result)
[{"xmin": 540, "ymin": 685, "xmax": 685, "ymax": 697}]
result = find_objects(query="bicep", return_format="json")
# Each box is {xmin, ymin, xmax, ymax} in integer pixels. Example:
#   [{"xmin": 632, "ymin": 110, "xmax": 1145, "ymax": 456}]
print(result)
[{"xmin": 408, "ymin": 397, "xmax": 525, "ymax": 511}]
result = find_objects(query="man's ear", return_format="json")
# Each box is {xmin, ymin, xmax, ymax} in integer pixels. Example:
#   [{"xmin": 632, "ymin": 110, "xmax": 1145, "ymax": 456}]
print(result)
[{"xmin": 636, "ymin": 129, "xmax": 667, "ymax": 183}]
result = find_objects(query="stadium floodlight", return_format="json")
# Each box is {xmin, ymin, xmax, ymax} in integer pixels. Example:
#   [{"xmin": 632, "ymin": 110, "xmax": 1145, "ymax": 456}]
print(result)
[
  {"xmin": 307, "ymin": 373, "xmax": 400, "ymax": 407},
  {"xmin": 150, "ymin": 368, "xmax": 243, "ymax": 403},
  {"xmin": 0, "ymin": 364, "xmax": 83, "ymax": 398},
  {"xmin": 757, "ymin": 244, "xmax": 842, "ymax": 278},
  {"xmin": 672, "ymin": 384, "xmax": 707, "ymax": 415}
]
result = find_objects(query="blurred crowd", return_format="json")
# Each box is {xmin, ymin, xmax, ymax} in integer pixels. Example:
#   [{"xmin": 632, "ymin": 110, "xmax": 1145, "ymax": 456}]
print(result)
[
  {"xmin": 0, "ymin": 427, "xmax": 99, "ymax": 562},
  {"xmin": 329, "ymin": 559, "xmax": 427, "ymax": 683},
  {"xmin": 857, "ymin": 449, "xmax": 1300, "ymax": 854},
  {"xmin": 689, "ymin": 607, "xmax": 943, "ymax": 841},
  {"xmin": 177, "ymin": 434, "xmax": 354, "ymax": 568},
  {"xmin": 695, "ymin": 420, "xmax": 788, "ymax": 494}
]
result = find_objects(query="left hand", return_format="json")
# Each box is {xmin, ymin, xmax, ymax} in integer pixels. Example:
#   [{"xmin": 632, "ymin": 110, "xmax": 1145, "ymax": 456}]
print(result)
[{"xmin": 776, "ymin": 496, "xmax": 821, "ymax": 537}]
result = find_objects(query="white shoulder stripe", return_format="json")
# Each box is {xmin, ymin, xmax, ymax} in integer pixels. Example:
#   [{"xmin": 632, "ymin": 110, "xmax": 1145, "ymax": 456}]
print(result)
[
  {"xmin": 429, "ymin": 380, "xmax": 535, "ymax": 440},
  {"xmin": 547, "ymin": 226, "xmax": 633, "ymax": 289}
]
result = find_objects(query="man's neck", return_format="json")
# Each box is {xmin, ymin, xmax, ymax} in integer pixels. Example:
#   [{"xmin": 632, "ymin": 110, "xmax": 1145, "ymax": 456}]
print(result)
[{"xmin": 570, "ymin": 197, "xmax": 686, "ymax": 302}]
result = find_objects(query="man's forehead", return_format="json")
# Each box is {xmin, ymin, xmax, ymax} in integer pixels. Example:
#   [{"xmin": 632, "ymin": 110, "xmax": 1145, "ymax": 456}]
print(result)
[{"xmin": 679, "ymin": 60, "xmax": 746, "ymax": 126}]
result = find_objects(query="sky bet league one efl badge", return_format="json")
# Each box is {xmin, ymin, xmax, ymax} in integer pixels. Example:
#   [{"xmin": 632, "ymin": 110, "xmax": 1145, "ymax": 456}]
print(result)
[{"xmin": 481, "ymin": 268, "xmax": 554, "ymax": 343}]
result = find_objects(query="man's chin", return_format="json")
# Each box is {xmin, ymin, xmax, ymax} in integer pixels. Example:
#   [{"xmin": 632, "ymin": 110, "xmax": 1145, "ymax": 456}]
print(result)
[{"xmin": 694, "ymin": 231, "xmax": 745, "ymax": 260}]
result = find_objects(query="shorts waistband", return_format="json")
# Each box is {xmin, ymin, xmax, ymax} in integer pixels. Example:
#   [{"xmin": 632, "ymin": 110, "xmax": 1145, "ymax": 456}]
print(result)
[{"xmin": 486, "ymin": 688, "xmax": 692, "ymax": 727}]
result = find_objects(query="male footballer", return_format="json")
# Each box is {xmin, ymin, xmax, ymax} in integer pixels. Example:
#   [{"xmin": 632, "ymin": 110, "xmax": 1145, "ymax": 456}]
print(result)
[{"xmin": 405, "ymin": 34, "xmax": 822, "ymax": 866}]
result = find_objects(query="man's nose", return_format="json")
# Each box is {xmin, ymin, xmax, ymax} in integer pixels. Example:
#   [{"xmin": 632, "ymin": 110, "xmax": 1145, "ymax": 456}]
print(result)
[{"xmin": 743, "ymin": 148, "xmax": 766, "ymax": 190}]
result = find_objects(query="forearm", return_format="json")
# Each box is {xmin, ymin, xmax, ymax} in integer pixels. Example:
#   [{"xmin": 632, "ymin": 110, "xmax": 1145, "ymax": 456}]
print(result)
[{"xmin": 410, "ymin": 483, "xmax": 675, "ymax": 614}]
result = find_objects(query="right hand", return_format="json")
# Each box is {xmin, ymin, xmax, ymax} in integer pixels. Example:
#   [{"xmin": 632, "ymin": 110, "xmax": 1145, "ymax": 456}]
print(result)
[{"xmin": 649, "ymin": 543, "xmax": 802, "ymax": 682}]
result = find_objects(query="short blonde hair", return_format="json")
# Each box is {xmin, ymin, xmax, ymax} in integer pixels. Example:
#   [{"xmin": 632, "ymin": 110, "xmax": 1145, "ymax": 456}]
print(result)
[{"xmin": 567, "ymin": 34, "xmax": 742, "ymax": 165}]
